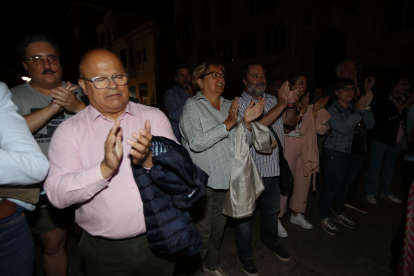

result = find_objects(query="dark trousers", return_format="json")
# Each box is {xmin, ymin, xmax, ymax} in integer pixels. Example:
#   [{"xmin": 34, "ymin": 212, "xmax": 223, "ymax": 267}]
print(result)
[
  {"xmin": 78, "ymin": 231, "xmax": 175, "ymax": 276},
  {"xmin": 320, "ymin": 148, "xmax": 363, "ymax": 219},
  {"xmin": 234, "ymin": 176, "xmax": 280, "ymax": 259},
  {"xmin": 186, "ymin": 187, "xmax": 227, "ymax": 275},
  {"xmin": 0, "ymin": 205, "xmax": 34, "ymax": 276},
  {"xmin": 345, "ymin": 156, "xmax": 364, "ymax": 202}
]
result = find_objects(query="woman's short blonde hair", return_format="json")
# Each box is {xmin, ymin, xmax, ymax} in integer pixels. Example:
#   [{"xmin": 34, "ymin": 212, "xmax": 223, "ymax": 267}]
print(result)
[{"xmin": 192, "ymin": 60, "xmax": 225, "ymax": 90}]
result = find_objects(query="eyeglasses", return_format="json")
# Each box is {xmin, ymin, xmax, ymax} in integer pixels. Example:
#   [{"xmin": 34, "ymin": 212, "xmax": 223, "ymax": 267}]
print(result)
[
  {"xmin": 200, "ymin": 71, "xmax": 227, "ymax": 80},
  {"xmin": 341, "ymin": 87, "xmax": 355, "ymax": 92},
  {"xmin": 26, "ymin": 55, "xmax": 59, "ymax": 66},
  {"xmin": 80, "ymin": 74, "xmax": 129, "ymax": 89}
]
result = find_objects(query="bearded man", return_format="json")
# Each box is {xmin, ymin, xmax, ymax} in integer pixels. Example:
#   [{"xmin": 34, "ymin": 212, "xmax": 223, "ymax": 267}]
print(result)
[{"xmin": 234, "ymin": 62, "xmax": 299, "ymax": 276}]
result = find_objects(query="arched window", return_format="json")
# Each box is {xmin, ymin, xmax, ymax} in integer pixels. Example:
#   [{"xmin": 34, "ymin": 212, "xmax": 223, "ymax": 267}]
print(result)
[
  {"xmin": 265, "ymin": 22, "xmax": 287, "ymax": 55},
  {"xmin": 142, "ymin": 48, "xmax": 147, "ymax": 63},
  {"xmin": 137, "ymin": 50, "xmax": 141, "ymax": 64}
]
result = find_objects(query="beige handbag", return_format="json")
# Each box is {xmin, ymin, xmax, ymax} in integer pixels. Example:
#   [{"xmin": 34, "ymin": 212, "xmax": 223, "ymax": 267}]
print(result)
[{"xmin": 222, "ymin": 121, "xmax": 275, "ymax": 218}]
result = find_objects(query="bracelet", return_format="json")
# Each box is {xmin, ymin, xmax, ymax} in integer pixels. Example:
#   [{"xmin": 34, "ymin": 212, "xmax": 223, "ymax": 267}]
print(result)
[
  {"xmin": 365, "ymin": 106, "xmax": 371, "ymax": 110},
  {"xmin": 287, "ymin": 104, "xmax": 295, "ymax": 110},
  {"xmin": 299, "ymin": 113, "xmax": 304, "ymax": 117},
  {"xmin": 243, "ymin": 123, "xmax": 252, "ymax": 130}
]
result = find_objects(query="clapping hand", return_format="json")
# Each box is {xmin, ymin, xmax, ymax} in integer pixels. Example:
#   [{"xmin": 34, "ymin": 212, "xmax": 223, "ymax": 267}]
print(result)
[
  {"xmin": 243, "ymin": 97, "xmax": 265, "ymax": 127},
  {"xmin": 223, "ymin": 98, "xmax": 239, "ymax": 130},
  {"xmin": 356, "ymin": 95, "xmax": 368, "ymax": 111},
  {"xmin": 51, "ymin": 81, "xmax": 85, "ymax": 113},
  {"xmin": 101, "ymin": 121, "xmax": 123, "ymax": 179},
  {"xmin": 364, "ymin": 77, "xmax": 375, "ymax": 92},
  {"xmin": 313, "ymin": 96, "xmax": 330, "ymax": 113},
  {"xmin": 365, "ymin": 90, "xmax": 374, "ymax": 108},
  {"xmin": 128, "ymin": 120, "xmax": 153, "ymax": 167},
  {"xmin": 287, "ymin": 86, "xmax": 300, "ymax": 104}
]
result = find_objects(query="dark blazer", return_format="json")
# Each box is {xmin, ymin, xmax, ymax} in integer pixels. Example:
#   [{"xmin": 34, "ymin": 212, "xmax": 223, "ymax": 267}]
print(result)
[
  {"xmin": 370, "ymin": 94, "xmax": 407, "ymax": 145},
  {"xmin": 131, "ymin": 136, "xmax": 208, "ymax": 255}
]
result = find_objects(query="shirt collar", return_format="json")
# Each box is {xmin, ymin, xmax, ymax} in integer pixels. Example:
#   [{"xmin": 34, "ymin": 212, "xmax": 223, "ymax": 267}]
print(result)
[
  {"xmin": 241, "ymin": 91, "xmax": 271, "ymax": 101},
  {"xmin": 88, "ymin": 102, "xmax": 138, "ymax": 122},
  {"xmin": 195, "ymin": 91, "xmax": 231, "ymax": 104}
]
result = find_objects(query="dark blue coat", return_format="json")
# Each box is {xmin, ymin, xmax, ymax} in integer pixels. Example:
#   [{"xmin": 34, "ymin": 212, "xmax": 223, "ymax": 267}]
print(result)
[{"xmin": 131, "ymin": 136, "xmax": 208, "ymax": 255}]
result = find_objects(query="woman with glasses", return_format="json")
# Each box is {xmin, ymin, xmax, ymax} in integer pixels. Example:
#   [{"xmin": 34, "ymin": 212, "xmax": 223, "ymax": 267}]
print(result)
[
  {"xmin": 278, "ymin": 75, "xmax": 330, "ymax": 235},
  {"xmin": 179, "ymin": 60, "xmax": 264, "ymax": 276},
  {"xmin": 319, "ymin": 78, "xmax": 374, "ymax": 235}
]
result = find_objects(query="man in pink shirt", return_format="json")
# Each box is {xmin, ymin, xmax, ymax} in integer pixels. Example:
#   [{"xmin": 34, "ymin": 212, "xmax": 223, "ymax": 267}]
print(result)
[{"xmin": 44, "ymin": 49, "xmax": 177, "ymax": 276}]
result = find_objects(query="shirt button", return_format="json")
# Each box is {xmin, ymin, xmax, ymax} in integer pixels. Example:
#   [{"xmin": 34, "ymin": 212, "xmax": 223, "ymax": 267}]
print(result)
[
  {"xmin": 138, "ymin": 208, "xmax": 141, "ymax": 212},
  {"xmin": 99, "ymin": 186, "xmax": 103, "ymax": 189},
  {"xmin": 126, "ymin": 163, "xmax": 130, "ymax": 167},
  {"xmin": 132, "ymin": 186, "xmax": 135, "ymax": 189}
]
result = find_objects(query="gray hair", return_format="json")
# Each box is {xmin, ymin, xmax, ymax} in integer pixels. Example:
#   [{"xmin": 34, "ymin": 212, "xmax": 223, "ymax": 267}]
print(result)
[{"xmin": 335, "ymin": 59, "xmax": 354, "ymax": 73}]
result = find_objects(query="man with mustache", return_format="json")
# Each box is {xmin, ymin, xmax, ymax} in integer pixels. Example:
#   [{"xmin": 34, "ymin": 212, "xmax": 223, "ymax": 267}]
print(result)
[
  {"xmin": 235, "ymin": 63, "xmax": 299, "ymax": 276},
  {"xmin": 164, "ymin": 65, "xmax": 193, "ymax": 142},
  {"xmin": 10, "ymin": 34, "xmax": 85, "ymax": 276}
]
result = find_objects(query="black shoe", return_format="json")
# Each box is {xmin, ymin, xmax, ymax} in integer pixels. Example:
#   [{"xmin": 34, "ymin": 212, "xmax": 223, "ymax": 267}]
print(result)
[
  {"xmin": 238, "ymin": 256, "xmax": 258, "ymax": 276},
  {"xmin": 265, "ymin": 244, "xmax": 291, "ymax": 262}
]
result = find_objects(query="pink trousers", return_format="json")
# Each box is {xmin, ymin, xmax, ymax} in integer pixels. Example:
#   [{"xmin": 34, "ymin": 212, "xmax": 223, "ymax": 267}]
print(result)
[{"xmin": 279, "ymin": 136, "xmax": 310, "ymax": 217}]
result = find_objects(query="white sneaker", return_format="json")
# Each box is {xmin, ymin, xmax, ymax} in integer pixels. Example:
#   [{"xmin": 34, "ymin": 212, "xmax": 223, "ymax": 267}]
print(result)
[
  {"xmin": 380, "ymin": 194, "xmax": 402, "ymax": 203},
  {"xmin": 290, "ymin": 213, "xmax": 313, "ymax": 229},
  {"xmin": 278, "ymin": 219, "xmax": 288, "ymax": 237},
  {"xmin": 366, "ymin": 195, "xmax": 377, "ymax": 204}
]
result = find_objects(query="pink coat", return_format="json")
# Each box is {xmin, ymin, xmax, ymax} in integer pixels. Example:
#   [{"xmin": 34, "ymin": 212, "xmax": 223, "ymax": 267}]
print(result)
[{"xmin": 298, "ymin": 104, "xmax": 331, "ymax": 190}]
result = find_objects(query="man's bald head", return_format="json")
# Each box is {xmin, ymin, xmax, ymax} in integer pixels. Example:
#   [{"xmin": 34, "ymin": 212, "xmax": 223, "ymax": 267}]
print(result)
[
  {"xmin": 78, "ymin": 49, "xmax": 130, "ymax": 120},
  {"xmin": 79, "ymin": 49, "xmax": 123, "ymax": 78}
]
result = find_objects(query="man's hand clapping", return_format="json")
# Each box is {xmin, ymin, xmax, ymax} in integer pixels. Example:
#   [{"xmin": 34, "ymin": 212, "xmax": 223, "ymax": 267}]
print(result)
[
  {"xmin": 51, "ymin": 81, "xmax": 85, "ymax": 113},
  {"xmin": 101, "ymin": 121, "xmax": 123, "ymax": 179},
  {"xmin": 128, "ymin": 120, "xmax": 153, "ymax": 167},
  {"xmin": 243, "ymin": 97, "xmax": 265, "ymax": 128}
]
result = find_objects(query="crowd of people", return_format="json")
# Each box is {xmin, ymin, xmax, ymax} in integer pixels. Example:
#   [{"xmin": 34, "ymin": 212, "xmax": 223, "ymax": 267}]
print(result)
[{"xmin": 0, "ymin": 34, "xmax": 413, "ymax": 276}]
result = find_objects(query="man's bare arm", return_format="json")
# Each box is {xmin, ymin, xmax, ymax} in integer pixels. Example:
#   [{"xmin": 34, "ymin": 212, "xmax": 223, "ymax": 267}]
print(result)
[{"xmin": 24, "ymin": 102, "xmax": 62, "ymax": 133}]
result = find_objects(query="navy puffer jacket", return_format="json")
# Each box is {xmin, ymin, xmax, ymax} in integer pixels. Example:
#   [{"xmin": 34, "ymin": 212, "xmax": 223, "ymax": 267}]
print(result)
[{"xmin": 131, "ymin": 136, "xmax": 208, "ymax": 255}]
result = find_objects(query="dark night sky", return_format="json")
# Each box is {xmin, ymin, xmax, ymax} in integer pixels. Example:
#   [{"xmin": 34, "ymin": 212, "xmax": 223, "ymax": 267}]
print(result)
[{"xmin": 0, "ymin": 0, "xmax": 174, "ymax": 82}]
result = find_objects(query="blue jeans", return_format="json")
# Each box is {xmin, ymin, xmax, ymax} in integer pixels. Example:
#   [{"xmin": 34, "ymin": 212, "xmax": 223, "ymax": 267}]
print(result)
[
  {"xmin": 365, "ymin": 141, "xmax": 401, "ymax": 196},
  {"xmin": 319, "ymin": 148, "xmax": 363, "ymax": 219},
  {"xmin": 0, "ymin": 204, "xmax": 34, "ymax": 276},
  {"xmin": 234, "ymin": 177, "xmax": 280, "ymax": 259}
]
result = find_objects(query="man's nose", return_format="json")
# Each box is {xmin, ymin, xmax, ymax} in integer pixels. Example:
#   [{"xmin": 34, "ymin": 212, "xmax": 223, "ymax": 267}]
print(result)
[
  {"xmin": 43, "ymin": 59, "xmax": 52, "ymax": 68},
  {"xmin": 108, "ymin": 78, "xmax": 118, "ymax": 89}
]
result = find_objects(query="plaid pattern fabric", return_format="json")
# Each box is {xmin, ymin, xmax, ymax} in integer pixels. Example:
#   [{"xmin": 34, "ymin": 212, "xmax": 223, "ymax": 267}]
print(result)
[{"xmin": 238, "ymin": 92, "xmax": 285, "ymax": 177}]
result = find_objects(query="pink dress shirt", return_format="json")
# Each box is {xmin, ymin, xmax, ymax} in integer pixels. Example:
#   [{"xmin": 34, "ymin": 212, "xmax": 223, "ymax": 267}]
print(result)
[{"xmin": 44, "ymin": 102, "xmax": 177, "ymax": 239}]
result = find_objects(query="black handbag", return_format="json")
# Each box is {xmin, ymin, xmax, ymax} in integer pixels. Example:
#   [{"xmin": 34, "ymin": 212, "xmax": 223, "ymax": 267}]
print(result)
[{"xmin": 268, "ymin": 126, "xmax": 294, "ymax": 191}]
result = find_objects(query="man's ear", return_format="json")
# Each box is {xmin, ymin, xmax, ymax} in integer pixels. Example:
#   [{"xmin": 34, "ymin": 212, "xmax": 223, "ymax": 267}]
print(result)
[
  {"xmin": 334, "ymin": 90, "xmax": 339, "ymax": 97},
  {"xmin": 78, "ymin": 80, "xmax": 87, "ymax": 95},
  {"xmin": 22, "ymin": 61, "xmax": 28, "ymax": 72},
  {"xmin": 174, "ymin": 76, "xmax": 177, "ymax": 83},
  {"xmin": 242, "ymin": 79, "xmax": 247, "ymax": 86}
]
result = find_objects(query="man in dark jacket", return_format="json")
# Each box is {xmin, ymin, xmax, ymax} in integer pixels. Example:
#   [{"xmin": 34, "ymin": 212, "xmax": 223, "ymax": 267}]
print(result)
[{"xmin": 365, "ymin": 77, "xmax": 412, "ymax": 205}]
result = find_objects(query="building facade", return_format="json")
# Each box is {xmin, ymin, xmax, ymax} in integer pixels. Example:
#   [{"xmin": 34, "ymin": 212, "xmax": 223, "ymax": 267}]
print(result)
[{"xmin": 175, "ymin": 0, "xmax": 414, "ymax": 99}]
